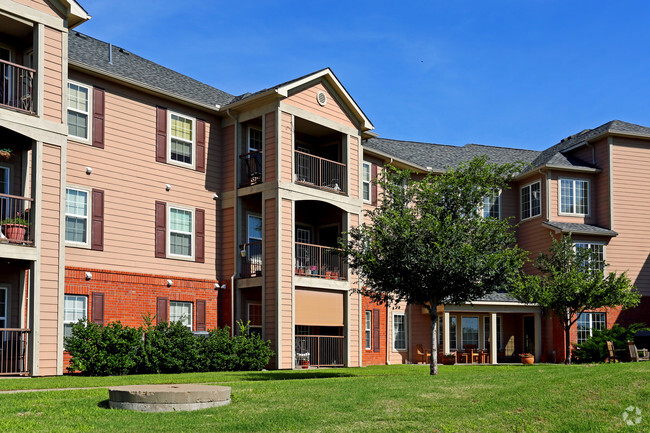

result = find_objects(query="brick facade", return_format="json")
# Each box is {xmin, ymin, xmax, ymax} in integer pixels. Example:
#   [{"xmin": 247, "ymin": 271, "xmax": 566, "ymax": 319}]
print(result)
[{"xmin": 361, "ymin": 297, "xmax": 388, "ymax": 366}]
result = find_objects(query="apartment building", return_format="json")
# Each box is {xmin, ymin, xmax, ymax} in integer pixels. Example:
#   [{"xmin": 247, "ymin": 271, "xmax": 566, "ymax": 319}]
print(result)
[{"xmin": 0, "ymin": 0, "xmax": 646, "ymax": 376}]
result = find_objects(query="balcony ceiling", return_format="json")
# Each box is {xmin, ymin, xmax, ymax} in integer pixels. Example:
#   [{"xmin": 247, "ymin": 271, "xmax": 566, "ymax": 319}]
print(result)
[{"xmin": 0, "ymin": 15, "xmax": 32, "ymax": 39}]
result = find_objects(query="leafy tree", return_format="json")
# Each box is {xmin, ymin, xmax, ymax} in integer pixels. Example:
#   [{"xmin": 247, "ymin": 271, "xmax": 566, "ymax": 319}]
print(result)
[
  {"xmin": 510, "ymin": 235, "xmax": 641, "ymax": 364},
  {"xmin": 341, "ymin": 157, "xmax": 527, "ymax": 375}
]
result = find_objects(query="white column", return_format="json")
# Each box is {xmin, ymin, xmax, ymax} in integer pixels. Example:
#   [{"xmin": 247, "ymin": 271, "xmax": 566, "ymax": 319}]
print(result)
[
  {"xmin": 443, "ymin": 311, "xmax": 450, "ymax": 354},
  {"xmin": 534, "ymin": 312, "xmax": 542, "ymax": 362},
  {"xmin": 490, "ymin": 313, "xmax": 497, "ymax": 365}
]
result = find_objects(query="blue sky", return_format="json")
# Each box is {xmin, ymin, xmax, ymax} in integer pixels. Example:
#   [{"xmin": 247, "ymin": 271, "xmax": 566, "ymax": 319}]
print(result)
[{"xmin": 75, "ymin": 0, "xmax": 650, "ymax": 151}]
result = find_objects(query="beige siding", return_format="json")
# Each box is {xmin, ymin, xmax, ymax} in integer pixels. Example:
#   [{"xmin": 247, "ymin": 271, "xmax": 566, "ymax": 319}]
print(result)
[
  {"xmin": 222, "ymin": 207, "xmax": 235, "ymax": 278},
  {"xmin": 348, "ymin": 213, "xmax": 360, "ymax": 366},
  {"xmin": 43, "ymin": 27, "xmax": 63, "ymax": 123},
  {"xmin": 516, "ymin": 174, "xmax": 553, "ymax": 272},
  {"xmin": 280, "ymin": 198, "xmax": 292, "ymax": 368},
  {"xmin": 221, "ymin": 125, "xmax": 235, "ymax": 192},
  {"xmin": 264, "ymin": 198, "xmax": 277, "ymax": 366},
  {"xmin": 284, "ymin": 82, "xmax": 356, "ymax": 130},
  {"xmin": 593, "ymin": 139, "xmax": 611, "ymax": 228},
  {"xmin": 264, "ymin": 112, "xmax": 276, "ymax": 182},
  {"xmin": 13, "ymin": 0, "xmax": 62, "ymax": 17},
  {"xmin": 349, "ymin": 136, "xmax": 359, "ymax": 200},
  {"xmin": 279, "ymin": 112, "xmax": 292, "ymax": 182},
  {"xmin": 40, "ymin": 143, "xmax": 62, "ymax": 375},
  {"xmin": 548, "ymin": 172, "xmax": 596, "ymax": 224}
]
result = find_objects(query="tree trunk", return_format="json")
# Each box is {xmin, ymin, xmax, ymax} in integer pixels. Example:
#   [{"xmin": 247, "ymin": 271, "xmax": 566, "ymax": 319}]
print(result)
[
  {"xmin": 564, "ymin": 317, "xmax": 572, "ymax": 365},
  {"xmin": 429, "ymin": 307, "xmax": 438, "ymax": 375}
]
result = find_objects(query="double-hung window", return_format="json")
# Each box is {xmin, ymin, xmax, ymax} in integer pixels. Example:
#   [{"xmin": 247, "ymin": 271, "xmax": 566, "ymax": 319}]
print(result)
[
  {"xmin": 461, "ymin": 316, "xmax": 479, "ymax": 348},
  {"xmin": 365, "ymin": 310, "xmax": 372, "ymax": 350},
  {"xmin": 248, "ymin": 126, "xmax": 263, "ymax": 152},
  {"xmin": 483, "ymin": 191, "xmax": 501, "ymax": 218},
  {"xmin": 437, "ymin": 315, "xmax": 457, "ymax": 351},
  {"xmin": 521, "ymin": 181, "xmax": 541, "ymax": 220},
  {"xmin": 65, "ymin": 187, "xmax": 90, "ymax": 246},
  {"xmin": 362, "ymin": 162, "xmax": 371, "ymax": 202},
  {"xmin": 576, "ymin": 312, "xmax": 606, "ymax": 343},
  {"xmin": 169, "ymin": 112, "xmax": 195, "ymax": 167},
  {"xmin": 483, "ymin": 316, "xmax": 502, "ymax": 350},
  {"xmin": 168, "ymin": 206, "xmax": 193, "ymax": 259},
  {"xmin": 63, "ymin": 294, "xmax": 87, "ymax": 341},
  {"xmin": 67, "ymin": 81, "xmax": 91, "ymax": 141},
  {"xmin": 393, "ymin": 312, "xmax": 407, "ymax": 351},
  {"xmin": 170, "ymin": 301, "xmax": 192, "ymax": 330},
  {"xmin": 248, "ymin": 303, "xmax": 262, "ymax": 336},
  {"xmin": 560, "ymin": 178, "xmax": 589, "ymax": 215},
  {"xmin": 574, "ymin": 242, "xmax": 605, "ymax": 272}
]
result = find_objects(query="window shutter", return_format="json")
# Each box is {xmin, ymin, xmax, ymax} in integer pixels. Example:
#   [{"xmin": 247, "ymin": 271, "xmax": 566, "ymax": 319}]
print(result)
[
  {"xmin": 91, "ymin": 189, "xmax": 104, "ymax": 251},
  {"xmin": 155, "ymin": 201, "xmax": 166, "ymax": 258},
  {"xmin": 373, "ymin": 308, "xmax": 380, "ymax": 352},
  {"xmin": 195, "ymin": 208, "xmax": 205, "ymax": 263},
  {"xmin": 196, "ymin": 299, "xmax": 206, "ymax": 331},
  {"xmin": 156, "ymin": 297, "xmax": 168, "ymax": 324},
  {"xmin": 196, "ymin": 119, "xmax": 206, "ymax": 173},
  {"xmin": 156, "ymin": 106, "xmax": 167, "ymax": 163},
  {"xmin": 92, "ymin": 87, "xmax": 105, "ymax": 148},
  {"xmin": 92, "ymin": 292, "xmax": 105, "ymax": 325},
  {"xmin": 371, "ymin": 164, "xmax": 378, "ymax": 206}
]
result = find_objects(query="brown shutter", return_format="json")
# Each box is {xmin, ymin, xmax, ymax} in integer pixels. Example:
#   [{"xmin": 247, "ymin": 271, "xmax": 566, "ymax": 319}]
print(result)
[
  {"xmin": 371, "ymin": 163, "xmax": 378, "ymax": 206},
  {"xmin": 196, "ymin": 119, "xmax": 206, "ymax": 173},
  {"xmin": 156, "ymin": 106, "xmax": 167, "ymax": 163},
  {"xmin": 155, "ymin": 201, "xmax": 166, "ymax": 258},
  {"xmin": 156, "ymin": 297, "xmax": 168, "ymax": 324},
  {"xmin": 196, "ymin": 299, "xmax": 206, "ymax": 331},
  {"xmin": 91, "ymin": 189, "xmax": 104, "ymax": 251},
  {"xmin": 92, "ymin": 292, "xmax": 105, "ymax": 325},
  {"xmin": 92, "ymin": 87, "xmax": 105, "ymax": 148},
  {"xmin": 195, "ymin": 208, "xmax": 205, "ymax": 263},
  {"xmin": 373, "ymin": 309, "xmax": 380, "ymax": 352}
]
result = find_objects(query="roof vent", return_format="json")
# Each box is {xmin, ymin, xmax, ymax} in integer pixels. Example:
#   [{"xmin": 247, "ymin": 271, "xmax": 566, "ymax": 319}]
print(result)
[{"xmin": 317, "ymin": 91, "xmax": 327, "ymax": 107}]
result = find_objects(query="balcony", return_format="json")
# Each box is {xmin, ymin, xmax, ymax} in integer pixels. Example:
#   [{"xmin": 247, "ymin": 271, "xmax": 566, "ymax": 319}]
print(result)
[
  {"xmin": 0, "ymin": 194, "xmax": 34, "ymax": 246},
  {"xmin": 294, "ymin": 242, "xmax": 347, "ymax": 280},
  {"xmin": 295, "ymin": 151, "xmax": 347, "ymax": 195},
  {"xmin": 295, "ymin": 335, "xmax": 344, "ymax": 368},
  {"xmin": 240, "ymin": 151, "xmax": 263, "ymax": 187},
  {"xmin": 0, "ymin": 329, "xmax": 30, "ymax": 376},
  {"xmin": 240, "ymin": 241, "xmax": 262, "ymax": 278},
  {"xmin": 0, "ymin": 59, "xmax": 35, "ymax": 115}
]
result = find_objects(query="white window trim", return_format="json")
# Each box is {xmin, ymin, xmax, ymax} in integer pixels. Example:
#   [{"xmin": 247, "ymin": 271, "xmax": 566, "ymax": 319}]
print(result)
[
  {"xmin": 449, "ymin": 315, "xmax": 457, "ymax": 351},
  {"xmin": 65, "ymin": 185, "xmax": 91, "ymax": 249},
  {"xmin": 362, "ymin": 161, "xmax": 371, "ymax": 203},
  {"xmin": 0, "ymin": 164, "xmax": 10, "ymax": 195},
  {"xmin": 63, "ymin": 294, "xmax": 88, "ymax": 347},
  {"xmin": 167, "ymin": 204, "xmax": 195, "ymax": 260},
  {"xmin": 481, "ymin": 190, "xmax": 501, "ymax": 219},
  {"xmin": 247, "ymin": 126, "xmax": 263, "ymax": 153},
  {"xmin": 576, "ymin": 312, "xmax": 606, "ymax": 344},
  {"xmin": 573, "ymin": 240, "xmax": 606, "ymax": 272},
  {"xmin": 483, "ymin": 315, "xmax": 503, "ymax": 351},
  {"xmin": 460, "ymin": 316, "xmax": 480, "ymax": 349},
  {"xmin": 167, "ymin": 111, "xmax": 196, "ymax": 169},
  {"xmin": 170, "ymin": 300, "xmax": 193, "ymax": 331},
  {"xmin": 520, "ymin": 180, "xmax": 542, "ymax": 221},
  {"xmin": 67, "ymin": 80, "xmax": 92, "ymax": 143},
  {"xmin": 392, "ymin": 311, "xmax": 407, "ymax": 352},
  {"xmin": 365, "ymin": 310, "xmax": 372, "ymax": 350},
  {"xmin": 558, "ymin": 178, "xmax": 590, "ymax": 217},
  {"xmin": 247, "ymin": 213, "xmax": 263, "ymax": 244}
]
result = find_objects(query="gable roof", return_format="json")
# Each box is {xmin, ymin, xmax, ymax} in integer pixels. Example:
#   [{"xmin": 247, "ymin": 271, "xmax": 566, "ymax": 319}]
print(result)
[{"xmin": 68, "ymin": 32, "xmax": 235, "ymax": 110}]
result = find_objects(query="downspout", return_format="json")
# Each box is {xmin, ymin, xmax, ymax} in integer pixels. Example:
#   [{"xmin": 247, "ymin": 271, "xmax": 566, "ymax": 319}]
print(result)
[
  {"xmin": 539, "ymin": 168, "xmax": 550, "ymax": 221},
  {"xmin": 386, "ymin": 304, "xmax": 390, "ymax": 365},
  {"xmin": 230, "ymin": 273, "xmax": 236, "ymax": 332},
  {"xmin": 227, "ymin": 109, "xmax": 239, "ymax": 335}
]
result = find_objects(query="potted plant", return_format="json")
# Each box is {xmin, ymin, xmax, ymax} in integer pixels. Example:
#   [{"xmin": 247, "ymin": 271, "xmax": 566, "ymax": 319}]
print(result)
[
  {"xmin": 0, "ymin": 148, "xmax": 12, "ymax": 161},
  {"xmin": 1, "ymin": 216, "xmax": 29, "ymax": 242},
  {"xmin": 520, "ymin": 353, "xmax": 534, "ymax": 365},
  {"xmin": 441, "ymin": 353, "xmax": 456, "ymax": 365},
  {"xmin": 310, "ymin": 265, "xmax": 318, "ymax": 276}
]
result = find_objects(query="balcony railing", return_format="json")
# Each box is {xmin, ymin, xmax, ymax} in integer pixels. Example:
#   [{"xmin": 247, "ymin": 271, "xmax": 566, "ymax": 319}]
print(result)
[
  {"xmin": 0, "ymin": 193, "xmax": 34, "ymax": 246},
  {"xmin": 0, "ymin": 59, "xmax": 35, "ymax": 114},
  {"xmin": 240, "ymin": 241, "xmax": 262, "ymax": 277},
  {"xmin": 295, "ymin": 151, "xmax": 346, "ymax": 194},
  {"xmin": 240, "ymin": 151, "xmax": 263, "ymax": 187},
  {"xmin": 294, "ymin": 242, "xmax": 347, "ymax": 280},
  {"xmin": 295, "ymin": 335, "xmax": 344, "ymax": 367},
  {"xmin": 0, "ymin": 329, "xmax": 30, "ymax": 376}
]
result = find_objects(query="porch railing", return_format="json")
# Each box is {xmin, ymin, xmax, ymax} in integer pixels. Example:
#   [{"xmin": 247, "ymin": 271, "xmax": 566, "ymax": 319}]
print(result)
[
  {"xmin": 295, "ymin": 151, "xmax": 347, "ymax": 194},
  {"xmin": 295, "ymin": 335, "xmax": 344, "ymax": 367},
  {"xmin": 0, "ymin": 329, "xmax": 30, "ymax": 376},
  {"xmin": 0, "ymin": 59, "xmax": 35, "ymax": 114},
  {"xmin": 0, "ymin": 193, "xmax": 34, "ymax": 246},
  {"xmin": 240, "ymin": 241, "xmax": 262, "ymax": 277},
  {"xmin": 294, "ymin": 242, "xmax": 347, "ymax": 280},
  {"xmin": 239, "ymin": 151, "xmax": 263, "ymax": 187}
]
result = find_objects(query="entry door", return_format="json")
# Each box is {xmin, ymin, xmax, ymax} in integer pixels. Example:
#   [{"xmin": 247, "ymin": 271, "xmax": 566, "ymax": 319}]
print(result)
[{"xmin": 523, "ymin": 316, "xmax": 535, "ymax": 354}]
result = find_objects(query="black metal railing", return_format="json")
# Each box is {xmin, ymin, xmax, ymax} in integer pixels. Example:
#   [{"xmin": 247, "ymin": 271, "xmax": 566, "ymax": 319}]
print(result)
[
  {"xmin": 295, "ymin": 151, "xmax": 346, "ymax": 194},
  {"xmin": 240, "ymin": 241, "xmax": 262, "ymax": 277},
  {"xmin": 240, "ymin": 151, "xmax": 263, "ymax": 187},
  {"xmin": 0, "ymin": 193, "xmax": 34, "ymax": 246},
  {"xmin": 294, "ymin": 242, "xmax": 347, "ymax": 280},
  {"xmin": 0, "ymin": 329, "xmax": 30, "ymax": 375},
  {"xmin": 0, "ymin": 59, "xmax": 35, "ymax": 114},
  {"xmin": 295, "ymin": 335, "xmax": 344, "ymax": 367}
]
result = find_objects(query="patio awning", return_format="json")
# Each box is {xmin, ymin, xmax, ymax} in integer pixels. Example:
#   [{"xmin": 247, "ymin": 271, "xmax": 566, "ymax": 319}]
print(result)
[{"xmin": 295, "ymin": 289, "xmax": 343, "ymax": 327}]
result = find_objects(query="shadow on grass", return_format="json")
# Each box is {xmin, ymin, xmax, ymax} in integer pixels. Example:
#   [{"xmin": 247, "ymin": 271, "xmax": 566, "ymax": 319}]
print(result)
[
  {"xmin": 239, "ymin": 371, "xmax": 356, "ymax": 382},
  {"xmin": 97, "ymin": 399, "xmax": 110, "ymax": 409}
]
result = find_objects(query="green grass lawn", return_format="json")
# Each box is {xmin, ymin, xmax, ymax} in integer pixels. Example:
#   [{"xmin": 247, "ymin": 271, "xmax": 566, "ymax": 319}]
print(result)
[{"xmin": 0, "ymin": 363, "xmax": 648, "ymax": 432}]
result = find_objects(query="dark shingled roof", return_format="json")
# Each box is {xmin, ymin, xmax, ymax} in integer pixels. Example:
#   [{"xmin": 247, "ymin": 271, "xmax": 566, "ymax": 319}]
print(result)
[
  {"xmin": 476, "ymin": 292, "xmax": 520, "ymax": 303},
  {"xmin": 542, "ymin": 222, "xmax": 618, "ymax": 237},
  {"xmin": 68, "ymin": 32, "xmax": 235, "ymax": 108}
]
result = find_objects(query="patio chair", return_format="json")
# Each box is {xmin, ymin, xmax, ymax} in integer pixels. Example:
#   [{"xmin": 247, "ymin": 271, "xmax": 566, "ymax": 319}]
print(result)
[
  {"xmin": 628, "ymin": 341, "xmax": 650, "ymax": 362},
  {"xmin": 414, "ymin": 344, "xmax": 430, "ymax": 364},
  {"xmin": 460, "ymin": 344, "xmax": 479, "ymax": 364},
  {"xmin": 606, "ymin": 341, "xmax": 623, "ymax": 363}
]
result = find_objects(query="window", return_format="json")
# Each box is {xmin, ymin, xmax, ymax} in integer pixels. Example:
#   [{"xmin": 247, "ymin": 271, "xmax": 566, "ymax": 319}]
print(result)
[
  {"xmin": 462, "ymin": 316, "xmax": 479, "ymax": 348},
  {"xmin": 0, "ymin": 287, "xmax": 6, "ymax": 329},
  {"xmin": 521, "ymin": 181, "xmax": 541, "ymax": 220},
  {"xmin": 393, "ymin": 312, "xmax": 406, "ymax": 351},
  {"xmin": 67, "ymin": 81, "xmax": 91, "ymax": 140},
  {"xmin": 438, "ymin": 315, "xmax": 443, "ymax": 348},
  {"xmin": 65, "ymin": 187, "xmax": 89, "ymax": 246},
  {"xmin": 483, "ymin": 191, "xmax": 500, "ymax": 218},
  {"xmin": 63, "ymin": 294, "xmax": 87, "ymax": 342},
  {"xmin": 449, "ymin": 316, "xmax": 457, "ymax": 350},
  {"xmin": 574, "ymin": 242, "xmax": 605, "ymax": 272},
  {"xmin": 362, "ymin": 162, "xmax": 371, "ymax": 202},
  {"xmin": 168, "ymin": 206, "xmax": 193, "ymax": 258},
  {"xmin": 248, "ymin": 303, "xmax": 262, "ymax": 336},
  {"xmin": 170, "ymin": 301, "xmax": 192, "ymax": 330},
  {"xmin": 248, "ymin": 126, "xmax": 263, "ymax": 152},
  {"xmin": 168, "ymin": 112, "xmax": 195, "ymax": 167},
  {"xmin": 483, "ymin": 316, "xmax": 502, "ymax": 350},
  {"xmin": 560, "ymin": 179, "xmax": 589, "ymax": 215},
  {"xmin": 365, "ymin": 310, "xmax": 372, "ymax": 350},
  {"xmin": 576, "ymin": 312, "xmax": 606, "ymax": 343}
]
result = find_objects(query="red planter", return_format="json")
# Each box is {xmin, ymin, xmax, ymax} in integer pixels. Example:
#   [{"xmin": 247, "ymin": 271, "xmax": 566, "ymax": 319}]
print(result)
[
  {"xmin": 3, "ymin": 224, "xmax": 26, "ymax": 242},
  {"xmin": 521, "ymin": 356, "xmax": 534, "ymax": 365}
]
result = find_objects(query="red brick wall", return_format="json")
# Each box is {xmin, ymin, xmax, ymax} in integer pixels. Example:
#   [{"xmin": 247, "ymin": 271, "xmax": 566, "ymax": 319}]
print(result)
[{"xmin": 361, "ymin": 296, "xmax": 387, "ymax": 366}]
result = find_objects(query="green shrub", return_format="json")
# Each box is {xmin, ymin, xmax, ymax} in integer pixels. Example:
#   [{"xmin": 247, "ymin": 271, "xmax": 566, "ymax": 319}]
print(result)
[
  {"xmin": 140, "ymin": 321, "xmax": 201, "ymax": 374},
  {"xmin": 573, "ymin": 323, "xmax": 649, "ymax": 363},
  {"xmin": 231, "ymin": 321, "xmax": 274, "ymax": 371},
  {"xmin": 197, "ymin": 326, "xmax": 235, "ymax": 371}
]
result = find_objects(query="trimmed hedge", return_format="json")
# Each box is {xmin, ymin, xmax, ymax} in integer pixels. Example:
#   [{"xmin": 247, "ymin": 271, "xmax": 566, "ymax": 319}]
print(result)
[{"xmin": 65, "ymin": 319, "xmax": 273, "ymax": 375}]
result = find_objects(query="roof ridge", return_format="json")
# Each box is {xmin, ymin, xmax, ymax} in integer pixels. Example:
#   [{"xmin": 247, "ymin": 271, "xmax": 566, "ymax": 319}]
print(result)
[
  {"xmin": 370, "ymin": 137, "xmax": 458, "ymax": 148},
  {"xmin": 464, "ymin": 143, "xmax": 541, "ymax": 153}
]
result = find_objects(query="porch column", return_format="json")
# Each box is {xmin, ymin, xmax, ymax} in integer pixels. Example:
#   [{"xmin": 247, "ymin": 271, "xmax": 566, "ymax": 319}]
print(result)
[
  {"xmin": 534, "ymin": 312, "xmax": 542, "ymax": 362},
  {"xmin": 490, "ymin": 313, "xmax": 497, "ymax": 365},
  {"xmin": 443, "ymin": 311, "xmax": 450, "ymax": 354}
]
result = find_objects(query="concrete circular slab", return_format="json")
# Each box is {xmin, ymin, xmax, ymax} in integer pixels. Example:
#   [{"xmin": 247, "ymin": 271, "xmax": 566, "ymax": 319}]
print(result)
[{"xmin": 108, "ymin": 384, "xmax": 231, "ymax": 412}]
